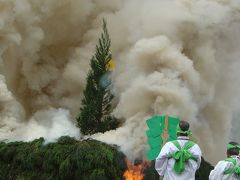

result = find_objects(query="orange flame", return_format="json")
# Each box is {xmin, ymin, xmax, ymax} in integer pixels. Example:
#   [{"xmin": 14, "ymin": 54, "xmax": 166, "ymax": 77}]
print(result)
[{"xmin": 123, "ymin": 160, "xmax": 150, "ymax": 180}]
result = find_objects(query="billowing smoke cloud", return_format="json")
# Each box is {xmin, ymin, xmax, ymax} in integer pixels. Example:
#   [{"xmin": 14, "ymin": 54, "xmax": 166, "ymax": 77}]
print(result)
[{"xmin": 0, "ymin": 0, "xmax": 240, "ymax": 164}]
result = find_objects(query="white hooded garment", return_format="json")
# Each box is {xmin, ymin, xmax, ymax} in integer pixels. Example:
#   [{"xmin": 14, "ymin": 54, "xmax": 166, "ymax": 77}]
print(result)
[
  {"xmin": 155, "ymin": 136, "xmax": 202, "ymax": 180},
  {"xmin": 209, "ymin": 155, "xmax": 240, "ymax": 180}
]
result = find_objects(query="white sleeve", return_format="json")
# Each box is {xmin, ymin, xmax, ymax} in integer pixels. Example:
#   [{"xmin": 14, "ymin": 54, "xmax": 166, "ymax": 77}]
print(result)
[
  {"xmin": 209, "ymin": 161, "xmax": 230, "ymax": 180},
  {"xmin": 155, "ymin": 142, "xmax": 172, "ymax": 176},
  {"xmin": 191, "ymin": 144, "xmax": 202, "ymax": 169}
]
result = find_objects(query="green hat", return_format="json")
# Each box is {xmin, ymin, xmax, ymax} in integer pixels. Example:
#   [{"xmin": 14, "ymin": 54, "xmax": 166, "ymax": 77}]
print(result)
[
  {"xmin": 176, "ymin": 124, "xmax": 192, "ymax": 136},
  {"xmin": 227, "ymin": 144, "xmax": 240, "ymax": 150}
]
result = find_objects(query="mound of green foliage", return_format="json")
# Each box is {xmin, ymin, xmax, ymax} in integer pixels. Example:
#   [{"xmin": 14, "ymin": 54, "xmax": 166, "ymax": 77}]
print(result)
[{"xmin": 0, "ymin": 136, "xmax": 126, "ymax": 180}]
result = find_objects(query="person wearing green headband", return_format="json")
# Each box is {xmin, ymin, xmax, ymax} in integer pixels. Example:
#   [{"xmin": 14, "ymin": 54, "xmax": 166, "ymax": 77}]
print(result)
[
  {"xmin": 155, "ymin": 120, "xmax": 202, "ymax": 180},
  {"xmin": 209, "ymin": 141, "xmax": 240, "ymax": 180}
]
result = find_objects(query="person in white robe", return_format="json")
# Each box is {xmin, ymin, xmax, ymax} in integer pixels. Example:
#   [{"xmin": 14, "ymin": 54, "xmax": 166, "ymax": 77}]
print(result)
[
  {"xmin": 209, "ymin": 142, "xmax": 240, "ymax": 180},
  {"xmin": 155, "ymin": 120, "xmax": 202, "ymax": 180}
]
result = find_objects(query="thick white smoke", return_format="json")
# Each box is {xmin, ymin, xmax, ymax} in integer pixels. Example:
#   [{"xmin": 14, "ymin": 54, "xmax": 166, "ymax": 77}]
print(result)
[{"xmin": 0, "ymin": 0, "xmax": 240, "ymax": 164}]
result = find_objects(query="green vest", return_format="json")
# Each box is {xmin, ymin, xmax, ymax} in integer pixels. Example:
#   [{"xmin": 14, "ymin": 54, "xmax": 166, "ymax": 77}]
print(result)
[
  {"xmin": 224, "ymin": 158, "xmax": 240, "ymax": 179},
  {"xmin": 168, "ymin": 140, "xmax": 197, "ymax": 174}
]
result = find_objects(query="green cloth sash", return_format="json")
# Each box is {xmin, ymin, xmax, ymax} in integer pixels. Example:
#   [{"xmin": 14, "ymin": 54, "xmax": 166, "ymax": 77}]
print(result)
[
  {"xmin": 227, "ymin": 144, "xmax": 240, "ymax": 150},
  {"xmin": 169, "ymin": 140, "xmax": 197, "ymax": 174},
  {"xmin": 224, "ymin": 158, "xmax": 240, "ymax": 179}
]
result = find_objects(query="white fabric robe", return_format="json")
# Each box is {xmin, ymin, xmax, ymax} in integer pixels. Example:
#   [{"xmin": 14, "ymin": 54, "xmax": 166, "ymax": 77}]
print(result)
[
  {"xmin": 209, "ymin": 155, "xmax": 240, "ymax": 180},
  {"xmin": 155, "ymin": 136, "xmax": 202, "ymax": 180}
]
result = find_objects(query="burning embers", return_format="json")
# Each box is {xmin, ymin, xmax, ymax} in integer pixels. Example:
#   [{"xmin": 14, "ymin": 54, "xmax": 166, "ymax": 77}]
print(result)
[{"xmin": 123, "ymin": 159, "xmax": 150, "ymax": 180}]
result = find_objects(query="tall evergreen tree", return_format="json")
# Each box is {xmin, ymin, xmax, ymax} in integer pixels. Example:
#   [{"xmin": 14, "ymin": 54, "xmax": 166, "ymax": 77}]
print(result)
[{"xmin": 77, "ymin": 20, "xmax": 119, "ymax": 135}]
